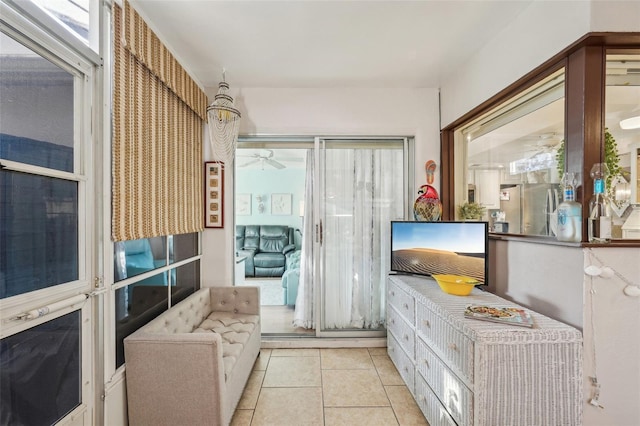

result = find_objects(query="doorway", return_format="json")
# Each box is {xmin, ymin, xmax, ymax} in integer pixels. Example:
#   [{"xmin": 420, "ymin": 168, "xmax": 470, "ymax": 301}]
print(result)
[{"xmin": 235, "ymin": 137, "xmax": 410, "ymax": 337}]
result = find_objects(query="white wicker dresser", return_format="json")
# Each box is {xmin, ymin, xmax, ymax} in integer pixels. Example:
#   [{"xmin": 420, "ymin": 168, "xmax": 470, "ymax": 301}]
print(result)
[{"xmin": 387, "ymin": 275, "xmax": 583, "ymax": 426}]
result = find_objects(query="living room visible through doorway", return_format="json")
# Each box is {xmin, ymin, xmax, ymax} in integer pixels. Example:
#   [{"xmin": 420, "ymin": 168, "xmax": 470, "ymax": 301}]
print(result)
[{"xmin": 235, "ymin": 143, "xmax": 310, "ymax": 335}]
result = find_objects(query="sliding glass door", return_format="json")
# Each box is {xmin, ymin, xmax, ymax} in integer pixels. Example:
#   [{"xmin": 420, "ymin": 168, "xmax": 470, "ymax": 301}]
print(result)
[
  {"xmin": 316, "ymin": 138, "xmax": 407, "ymax": 337},
  {"xmin": 235, "ymin": 136, "xmax": 410, "ymax": 337}
]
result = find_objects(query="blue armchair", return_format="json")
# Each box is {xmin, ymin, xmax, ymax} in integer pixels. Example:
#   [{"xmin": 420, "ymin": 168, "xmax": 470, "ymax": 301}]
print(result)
[
  {"xmin": 282, "ymin": 250, "xmax": 301, "ymax": 305},
  {"xmin": 122, "ymin": 239, "xmax": 167, "ymax": 286}
]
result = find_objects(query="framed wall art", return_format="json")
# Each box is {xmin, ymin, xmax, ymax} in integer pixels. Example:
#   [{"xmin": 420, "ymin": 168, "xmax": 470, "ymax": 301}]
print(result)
[
  {"xmin": 271, "ymin": 193, "xmax": 292, "ymax": 215},
  {"xmin": 204, "ymin": 161, "xmax": 224, "ymax": 228},
  {"xmin": 236, "ymin": 193, "xmax": 251, "ymax": 216}
]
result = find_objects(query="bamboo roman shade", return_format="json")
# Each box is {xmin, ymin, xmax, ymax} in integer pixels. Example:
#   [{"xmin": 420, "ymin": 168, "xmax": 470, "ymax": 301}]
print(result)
[{"xmin": 112, "ymin": 1, "xmax": 207, "ymax": 241}]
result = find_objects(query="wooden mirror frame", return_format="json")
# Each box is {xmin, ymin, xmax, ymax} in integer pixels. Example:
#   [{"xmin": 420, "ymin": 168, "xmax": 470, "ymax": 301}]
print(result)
[{"xmin": 440, "ymin": 33, "xmax": 640, "ymax": 244}]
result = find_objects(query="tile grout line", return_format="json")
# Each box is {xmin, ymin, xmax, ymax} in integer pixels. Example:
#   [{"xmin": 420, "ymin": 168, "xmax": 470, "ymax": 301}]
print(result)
[{"xmin": 241, "ymin": 348, "xmax": 417, "ymax": 426}]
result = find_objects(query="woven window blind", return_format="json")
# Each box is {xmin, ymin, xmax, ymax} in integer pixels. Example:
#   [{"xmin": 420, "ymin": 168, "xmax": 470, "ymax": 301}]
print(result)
[{"xmin": 112, "ymin": 2, "xmax": 206, "ymax": 241}]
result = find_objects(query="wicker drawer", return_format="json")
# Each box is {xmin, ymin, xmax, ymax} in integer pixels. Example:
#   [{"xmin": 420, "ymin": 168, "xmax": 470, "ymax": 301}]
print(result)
[
  {"xmin": 414, "ymin": 373, "xmax": 457, "ymax": 426},
  {"xmin": 416, "ymin": 336, "xmax": 472, "ymax": 426},
  {"xmin": 388, "ymin": 279, "xmax": 415, "ymax": 324},
  {"xmin": 387, "ymin": 333, "xmax": 415, "ymax": 394},
  {"xmin": 387, "ymin": 305, "xmax": 415, "ymax": 359},
  {"xmin": 416, "ymin": 301, "xmax": 474, "ymax": 385}
]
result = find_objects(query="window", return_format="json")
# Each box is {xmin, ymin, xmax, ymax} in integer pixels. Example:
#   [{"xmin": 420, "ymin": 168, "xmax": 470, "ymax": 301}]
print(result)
[
  {"xmin": 112, "ymin": 233, "xmax": 199, "ymax": 368},
  {"xmin": 0, "ymin": 19, "xmax": 92, "ymax": 423},
  {"xmin": 0, "ymin": 30, "xmax": 85, "ymax": 298},
  {"xmin": 0, "ymin": 311, "xmax": 81, "ymax": 425},
  {"xmin": 455, "ymin": 69, "xmax": 565, "ymax": 237}
]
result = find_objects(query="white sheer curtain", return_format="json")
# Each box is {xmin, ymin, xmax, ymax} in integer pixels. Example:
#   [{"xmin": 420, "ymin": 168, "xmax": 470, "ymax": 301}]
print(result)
[
  {"xmin": 293, "ymin": 150, "xmax": 315, "ymax": 329},
  {"xmin": 323, "ymin": 147, "xmax": 404, "ymax": 329}
]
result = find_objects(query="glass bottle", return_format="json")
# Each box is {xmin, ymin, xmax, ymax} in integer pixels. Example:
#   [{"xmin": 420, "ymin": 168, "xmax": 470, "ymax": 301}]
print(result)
[
  {"xmin": 588, "ymin": 163, "xmax": 612, "ymax": 243},
  {"xmin": 557, "ymin": 172, "xmax": 582, "ymax": 242}
]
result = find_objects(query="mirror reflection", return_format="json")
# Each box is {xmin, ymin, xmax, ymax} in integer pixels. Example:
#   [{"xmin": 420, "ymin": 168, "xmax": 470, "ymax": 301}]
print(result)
[
  {"xmin": 458, "ymin": 52, "xmax": 640, "ymax": 240},
  {"xmin": 606, "ymin": 53, "xmax": 640, "ymax": 239},
  {"xmin": 460, "ymin": 69, "xmax": 565, "ymax": 237}
]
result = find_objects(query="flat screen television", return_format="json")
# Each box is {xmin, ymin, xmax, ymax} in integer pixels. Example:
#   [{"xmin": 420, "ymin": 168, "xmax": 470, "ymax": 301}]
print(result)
[{"xmin": 390, "ymin": 221, "xmax": 489, "ymax": 285}]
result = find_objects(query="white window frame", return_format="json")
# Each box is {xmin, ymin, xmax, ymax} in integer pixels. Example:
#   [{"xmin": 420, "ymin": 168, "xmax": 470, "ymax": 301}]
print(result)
[{"xmin": 0, "ymin": 2, "xmax": 98, "ymax": 425}]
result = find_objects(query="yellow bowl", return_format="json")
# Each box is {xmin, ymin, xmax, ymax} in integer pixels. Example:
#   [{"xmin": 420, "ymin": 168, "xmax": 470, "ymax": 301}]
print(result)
[{"xmin": 432, "ymin": 274, "xmax": 482, "ymax": 296}]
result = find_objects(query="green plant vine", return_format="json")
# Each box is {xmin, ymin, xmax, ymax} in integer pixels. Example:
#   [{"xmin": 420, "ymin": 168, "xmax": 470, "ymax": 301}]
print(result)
[{"xmin": 555, "ymin": 128, "xmax": 621, "ymax": 197}]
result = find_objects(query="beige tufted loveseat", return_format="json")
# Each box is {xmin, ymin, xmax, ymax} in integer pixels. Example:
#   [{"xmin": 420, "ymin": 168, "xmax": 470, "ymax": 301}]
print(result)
[{"xmin": 124, "ymin": 286, "xmax": 260, "ymax": 426}]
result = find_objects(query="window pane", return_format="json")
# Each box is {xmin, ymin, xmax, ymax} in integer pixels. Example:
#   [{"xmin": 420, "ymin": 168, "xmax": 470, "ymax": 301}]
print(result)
[
  {"xmin": 113, "ymin": 237, "xmax": 167, "ymax": 282},
  {"xmin": 0, "ymin": 311, "xmax": 81, "ymax": 425},
  {"xmin": 171, "ymin": 260, "xmax": 199, "ymax": 306},
  {"xmin": 459, "ymin": 69, "xmax": 565, "ymax": 236},
  {"xmin": 31, "ymin": 0, "xmax": 90, "ymax": 42},
  {"xmin": 170, "ymin": 232, "xmax": 198, "ymax": 263},
  {"xmin": 0, "ymin": 32, "xmax": 75, "ymax": 173},
  {"xmin": 113, "ymin": 257, "xmax": 200, "ymax": 368},
  {"xmin": 114, "ymin": 274, "xmax": 169, "ymax": 368},
  {"xmin": 605, "ymin": 52, "xmax": 640, "ymax": 239},
  {"xmin": 1, "ymin": 171, "xmax": 78, "ymax": 299}
]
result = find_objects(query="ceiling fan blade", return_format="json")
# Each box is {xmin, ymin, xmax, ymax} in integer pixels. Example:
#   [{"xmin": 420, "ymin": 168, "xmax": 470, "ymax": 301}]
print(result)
[
  {"xmin": 265, "ymin": 158, "xmax": 286, "ymax": 169},
  {"xmin": 275, "ymin": 157, "xmax": 305, "ymax": 162},
  {"xmin": 239, "ymin": 158, "xmax": 260, "ymax": 167},
  {"xmin": 260, "ymin": 149, "xmax": 274, "ymax": 159}
]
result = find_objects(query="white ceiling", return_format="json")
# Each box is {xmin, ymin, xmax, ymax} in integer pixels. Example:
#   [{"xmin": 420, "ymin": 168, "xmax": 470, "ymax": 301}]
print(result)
[
  {"xmin": 129, "ymin": 1, "xmax": 639, "ymax": 171},
  {"xmin": 130, "ymin": 0, "xmax": 533, "ymax": 90}
]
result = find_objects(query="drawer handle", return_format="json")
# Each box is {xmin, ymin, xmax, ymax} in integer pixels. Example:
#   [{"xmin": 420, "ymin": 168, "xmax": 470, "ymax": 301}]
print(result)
[
  {"xmin": 403, "ymin": 334, "xmax": 409, "ymax": 341},
  {"xmin": 423, "ymin": 320, "xmax": 431, "ymax": 328},
  {"xmin": 404, "ymin": 366, "xmax": 409, "ymax": 372},
  {"xmin": 448, "ymin": 342, "xmax": 458, "ymax": 351},
  {"xmin": 423, "ymin": 359, "xmax": 430, "ymax": 369},
  {"xmin": 403, "ymin": 303, "xmax": 409, "ymax": 309},
  {"xmin": 391, "ymin": 291, "xmax": 395, "ymax": 296},
  {"xmin": 391, "ymin": 319, "xmax": 395, "ymax": 325}
]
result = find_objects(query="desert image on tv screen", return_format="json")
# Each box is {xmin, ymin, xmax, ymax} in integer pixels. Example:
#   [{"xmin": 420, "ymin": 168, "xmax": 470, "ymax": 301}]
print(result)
[{"xmin": 391, "ymin": 222, "xmax": 486, "ymax": 282}]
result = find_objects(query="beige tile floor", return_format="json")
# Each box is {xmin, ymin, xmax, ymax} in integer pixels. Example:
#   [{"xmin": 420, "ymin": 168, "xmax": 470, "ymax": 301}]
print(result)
[{"xmin": 231, "ymin": 347, "xmax": 429, "ymax": 426}]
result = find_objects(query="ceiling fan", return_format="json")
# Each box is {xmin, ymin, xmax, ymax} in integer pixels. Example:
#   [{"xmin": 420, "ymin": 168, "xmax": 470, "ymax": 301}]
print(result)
[
  {"xmin": 238, "ymin": 149, "xmax": 288, "ymax": 169},
  {"xmin": 522, "ymin": 133, "xmax": 563, "ymax": 157}
]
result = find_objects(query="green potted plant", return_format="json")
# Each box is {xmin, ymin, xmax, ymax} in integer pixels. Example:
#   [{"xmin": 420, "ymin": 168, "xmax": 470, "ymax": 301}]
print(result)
[
  {"xmin": 457, "ymin": 202, "xmax": 486, "ymax": 221},
  {"xmin": 556, "ymin": 128, "xmax": 621, "ymax": 197}
]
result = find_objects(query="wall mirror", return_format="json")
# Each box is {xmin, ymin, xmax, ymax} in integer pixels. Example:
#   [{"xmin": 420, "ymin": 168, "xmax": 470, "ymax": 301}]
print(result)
[
  {"xmin": 606, "ymin": 52, "xmax": 640, "ymax": 239},
  {"xmin": 455, "ymin": 69, "xmax": 566, "ymax": 237}
]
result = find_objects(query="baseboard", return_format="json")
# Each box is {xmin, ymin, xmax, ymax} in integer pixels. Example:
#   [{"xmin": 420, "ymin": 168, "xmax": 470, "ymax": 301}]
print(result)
[{"xmin": 260, "ymin": 337, "xmax": 387, "ymax": 349}]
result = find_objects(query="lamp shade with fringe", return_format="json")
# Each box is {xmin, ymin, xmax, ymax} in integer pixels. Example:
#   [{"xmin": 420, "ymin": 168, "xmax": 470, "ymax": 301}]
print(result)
[{"xmin": 207, "ymin": 80, "xmax": 241, "ymax": 166}]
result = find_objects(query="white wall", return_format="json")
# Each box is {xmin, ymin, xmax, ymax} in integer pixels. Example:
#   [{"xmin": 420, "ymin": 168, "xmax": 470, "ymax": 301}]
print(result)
[
  {"xmin": 581, "ymin": 247, "xmax": 640, "ymax": 426},
  {"xmin": 489, "ymin": 240, "xmax": 584, "ymax": 329},
  {"xmin": 201, "ymin": 87, "xmax": 440, "ymax": 287},
  {"xmin": 440, "ymin": 1, "xmax": 640, "ymax": 127}
]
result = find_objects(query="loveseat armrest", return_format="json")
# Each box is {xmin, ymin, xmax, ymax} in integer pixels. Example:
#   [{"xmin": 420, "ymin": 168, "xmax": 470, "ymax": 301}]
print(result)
[
  {"xmin": 124, "ymin": 332, "xmax": 227, "ymax": 425},
  {"xmin": 282, "ymin": 244, "xmax": 296, "ymax": 256},
  {"xmin": 208, "ymin": 286, "xmax": 260, "ymax": 316}
]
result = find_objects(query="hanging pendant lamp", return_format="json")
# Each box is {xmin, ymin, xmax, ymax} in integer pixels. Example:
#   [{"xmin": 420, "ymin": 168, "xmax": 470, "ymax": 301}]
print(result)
[{"xmin": 207, "ymin": 72, "xmax": 241, "ymax": 166}]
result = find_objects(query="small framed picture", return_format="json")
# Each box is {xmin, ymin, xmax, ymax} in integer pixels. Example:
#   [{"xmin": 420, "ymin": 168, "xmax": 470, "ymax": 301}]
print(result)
[
  {"xmin": 204, "ymin": 161, "xmax": 224, "ymax": 228},
  {"xmin": 236, "ymin": 193, "xmax": 251, "ymax": 216},
  {"xmin": 271, "ymin": 193, "xmax": 292, "ymax": 215}
]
